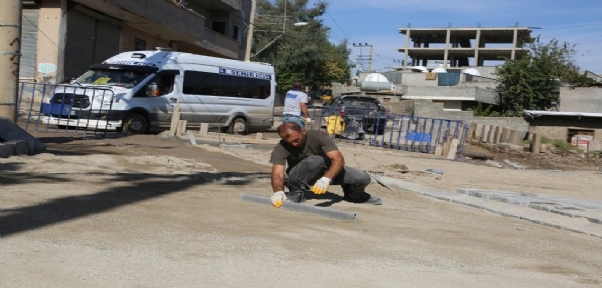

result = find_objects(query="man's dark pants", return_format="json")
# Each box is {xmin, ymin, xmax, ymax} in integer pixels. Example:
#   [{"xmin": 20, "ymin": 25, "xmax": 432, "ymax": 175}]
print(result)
[{"xmin": 285, "ymin": 155, "xmax": 371, "ymax": 201}]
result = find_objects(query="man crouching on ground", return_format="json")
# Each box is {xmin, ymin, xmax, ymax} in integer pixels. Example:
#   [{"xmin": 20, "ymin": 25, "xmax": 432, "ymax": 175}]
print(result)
[{"xmin": 270, "ymin": 122, "xmax": 382, "ymax": 207}]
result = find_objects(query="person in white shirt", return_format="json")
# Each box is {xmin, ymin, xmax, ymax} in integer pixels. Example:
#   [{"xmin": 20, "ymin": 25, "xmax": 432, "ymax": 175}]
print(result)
[{"xmin": 282, "ymin": 81, "xmax": 311, "ymax": 128}]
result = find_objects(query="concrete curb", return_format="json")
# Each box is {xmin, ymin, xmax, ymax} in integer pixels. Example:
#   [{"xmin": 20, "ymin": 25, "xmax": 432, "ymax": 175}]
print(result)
[
  {"xmin": 375, "ymin": 176, "xmax": 602, "ymax": 238},
  {"xmin": 457, "ymin": 188, "xmax": 602, "ymax": 225}
]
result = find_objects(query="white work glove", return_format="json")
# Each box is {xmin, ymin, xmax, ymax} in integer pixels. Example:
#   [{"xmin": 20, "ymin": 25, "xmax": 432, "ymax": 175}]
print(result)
[
  {"xmin": 271, "ymin": 191, "xmax": 287, "ymax": 208},
  {"xmin": 311, "ymin": 177, "xmax": 331, "ymax": 194},
  {"xmin": 304, "ymin": 118, "xmax": 313, "ymax": 124}
]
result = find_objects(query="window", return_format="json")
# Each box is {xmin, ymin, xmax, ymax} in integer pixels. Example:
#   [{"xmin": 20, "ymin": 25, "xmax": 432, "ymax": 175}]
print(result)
[
  {"xmin": 212, "ymin": 21, "xmax": 226, "ymax": 35},
  {"xmin": 567, "ymin": 129, "xmax": 594, "ymax": 143},
  {"xmin": 232, "ymin": 25, "xmax": 241, "ymax": 41},
  {"xmin": 134, "ymin": 38, "xmax": 146, "ymax": 50},
  {"xmin": 183, "ymin": 70, "xmax": 271, "ymax": 99},
  {"xmin": 135, "ymin": 70, "xmax": 180, "ymax": 98}
]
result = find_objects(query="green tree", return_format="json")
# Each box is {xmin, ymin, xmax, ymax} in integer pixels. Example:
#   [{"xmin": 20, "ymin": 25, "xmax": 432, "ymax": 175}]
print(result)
[
  {"xmin": 252, "ymin": 0, "xmax": 350, "ymax": 93},
  {"xmin": 495, "ymin": 38, "xmax": 594, "ymax": 116}
]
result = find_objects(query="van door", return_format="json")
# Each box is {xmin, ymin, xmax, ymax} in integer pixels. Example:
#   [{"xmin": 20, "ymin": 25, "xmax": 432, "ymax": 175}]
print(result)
[{"xmin": 132, "ymin": 70, "xmax": 180, "ymax": 128}]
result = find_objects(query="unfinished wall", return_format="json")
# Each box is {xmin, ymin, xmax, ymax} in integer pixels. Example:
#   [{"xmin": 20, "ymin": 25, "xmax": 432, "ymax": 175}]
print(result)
[
  {"xmin": 401, "ymin": 73, "xmax": 438, "ymax": 86},
  {"xmin": 559, "ymin": 87, "xmax": 602, "ymax": 113},
  {"xmin": 414, "ymin": 100, "xmax": 474, "ymax": 120},
  {"xmin": 471, "ymin": 117, "xmax": 528, "ymax": 131},
  {"xmin": 414, "ymin": 100, "xmax": 528, "ymax": 130}
]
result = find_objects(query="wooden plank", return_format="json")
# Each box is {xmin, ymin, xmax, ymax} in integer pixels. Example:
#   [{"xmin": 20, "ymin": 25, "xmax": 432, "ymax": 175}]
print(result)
[{"xmin": 446, "ymin": 139, "xmax": 460, "ymax": 160}]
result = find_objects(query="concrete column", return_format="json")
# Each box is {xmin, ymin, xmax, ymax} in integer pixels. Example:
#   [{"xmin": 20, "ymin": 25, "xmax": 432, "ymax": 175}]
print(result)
[
  {"xmin": 474, "ymin": 29, "xmax": 481, "ymax": 67},
  {"xmin": 511, "ymin": 28, "xmax": 518, "ymax": 60},
  {"xmin": 444, "ymin": 29, "xmax": 450, "ymax": 68},
  {"xmin": 36, "ymin": 0, "xmax": 67, "ymax": 84},
  {"xmin": 0, "ymin": 0, "xmax": 22, "ymax": 122},
  {"xmin": 531, "ymin": 132, "xmax": 541, "ymax": 153},
  {"xmin": 403, "ymin": 30, "xmax": 410, "ymax": 69}
]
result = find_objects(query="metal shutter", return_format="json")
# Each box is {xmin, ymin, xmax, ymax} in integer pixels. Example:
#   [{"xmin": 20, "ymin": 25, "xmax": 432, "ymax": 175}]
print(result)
[
  {"xmin": 64, "ymin": 10, "xmax": 96, "ymax": 80},
  {"xmin": 94, "ymin": 20, "xmax": 121, "ymax": 63},
  {"xmin": 64, "ymin": 10, "xmax": 121, "ymax": 81},
  {"xmin": 20, "ymin": 8, "xmax": 39, "ymax": 79}
]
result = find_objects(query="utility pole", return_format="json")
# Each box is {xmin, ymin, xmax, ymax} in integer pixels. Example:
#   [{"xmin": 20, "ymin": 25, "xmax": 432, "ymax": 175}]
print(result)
[
  {"xmin": 244, "ymin": 0, "xmax": 256, "ymax": 61},
  {"xmin": 0, "ymin": 0, "xmax": 22, "ymax": 122},
  {"xmin": 352, "ymin": 43, "xmax": 373, "ymax": 72}
]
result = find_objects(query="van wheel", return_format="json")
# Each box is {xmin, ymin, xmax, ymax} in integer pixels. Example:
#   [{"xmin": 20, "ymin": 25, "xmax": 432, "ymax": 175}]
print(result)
[
  {"xmin": 228, "ymin": 117, "xmax": 248, "ymax": 135},
  {"xmin": 122, "ymin": 113, "xmax": 148, "ymax": 134}
]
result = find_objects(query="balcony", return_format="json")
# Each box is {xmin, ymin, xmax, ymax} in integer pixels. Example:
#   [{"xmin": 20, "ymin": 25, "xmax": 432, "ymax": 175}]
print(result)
[
  {"xmin": 72, "ymin": 0, "xmax": 206, "ymax": 42},
  {"xmin": 188, "ymin": 0, "xmax": 242, "ymax": 12}
]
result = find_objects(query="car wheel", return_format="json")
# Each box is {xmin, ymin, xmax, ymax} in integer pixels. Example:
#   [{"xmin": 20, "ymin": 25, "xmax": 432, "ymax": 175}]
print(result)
[
  {"xmin": 122, "ymin": 113, "xmax": 149, "ymax": 134},
  {"xmin": 228, "ymin": 117, "xmax": 248, "ymax": 135}
]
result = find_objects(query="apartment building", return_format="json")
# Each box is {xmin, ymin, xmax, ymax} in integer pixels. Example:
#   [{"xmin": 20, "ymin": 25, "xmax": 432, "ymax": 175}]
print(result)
[{"xmin": 20, "ymin": 0, "xmax": 251, "ymax": 84}]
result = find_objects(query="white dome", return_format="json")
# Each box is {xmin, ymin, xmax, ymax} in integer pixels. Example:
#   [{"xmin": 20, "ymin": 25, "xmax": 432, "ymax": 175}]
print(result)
[
  {"xmin": 364, "ymin": 73, "xmax": 390, "ymax": 83},
  {"xmin": 432, "ymin": 67, "xmax": 447, "ymax": 73},
  {"xmin": 411, "ymin": 66, "xmax": 428, "ymax": 73},
  {"xmin": 462, "ymin": 68, "xmax": 481, "ymax": 76}
]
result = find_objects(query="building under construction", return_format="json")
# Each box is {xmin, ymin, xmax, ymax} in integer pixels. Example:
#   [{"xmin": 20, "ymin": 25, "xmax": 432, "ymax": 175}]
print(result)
[{"xmin": 398, "ymin": 26, "xmax": 533, "ymax": 69}]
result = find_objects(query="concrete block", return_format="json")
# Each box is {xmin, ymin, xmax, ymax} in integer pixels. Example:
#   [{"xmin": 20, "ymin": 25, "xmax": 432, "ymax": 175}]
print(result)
[
  {"xmin": 474, "ymin": 124, "xmax": 484, "ymax": 141},
  {"xmin": 5, "ymin": 140, "xmax": 30, "ymax": 156},
  {"xmin": 0, "ymin": 143, "xmax": 14, "ymax": 158},
  {"xmin": 482, "ymin": 125, "xmax": 491, "ymax": 143},
  {"xmin": 488, "ymin": 126, "xmax": 496, "ymax": 143},
  {"xmin": 199, "ymin": 123, "xmax": 209, "ymax": 136},
  {"xmin": 219, "ymin": 143, "xmax": 246, "ymax": 150},
  {"xmin": 0, "ymin": 117, "xmax": 46, "ymax": 153}
]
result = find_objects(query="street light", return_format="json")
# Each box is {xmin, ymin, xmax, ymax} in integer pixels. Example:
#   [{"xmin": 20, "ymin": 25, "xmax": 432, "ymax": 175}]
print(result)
[{"xmin": 244, "ymin": 0, "xmax": 307, "ymax": 61}]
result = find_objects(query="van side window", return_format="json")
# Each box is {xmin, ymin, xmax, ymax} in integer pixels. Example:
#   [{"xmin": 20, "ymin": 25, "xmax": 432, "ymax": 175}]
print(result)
[
  {"xmin": 135, "ymin": 70, "xmax": 180, "ymax": 98},
  {"xmin": 183, "ymin": 70, "xmax": 271, "ymax": 99}
]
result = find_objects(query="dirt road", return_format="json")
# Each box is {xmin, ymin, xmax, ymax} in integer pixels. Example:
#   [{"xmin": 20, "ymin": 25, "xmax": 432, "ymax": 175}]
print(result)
[{"xmin": 1, "ymin": 134, "xmax": 601, "ymax": 287}]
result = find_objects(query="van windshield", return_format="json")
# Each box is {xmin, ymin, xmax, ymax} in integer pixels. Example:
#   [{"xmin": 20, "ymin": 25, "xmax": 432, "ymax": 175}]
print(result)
[{"xmin": 74, "ymin": 69, "xmax": 153, "ymax": 88}]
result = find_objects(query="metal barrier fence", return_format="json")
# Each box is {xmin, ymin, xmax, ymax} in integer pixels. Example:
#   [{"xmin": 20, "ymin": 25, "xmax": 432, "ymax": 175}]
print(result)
[
  {"xmin": 306, "ymin": 106, "xmax": 469, "ymax": 157},
  {"xmin": 17, "ymin": 82, "xmax": 116, "ymax": 136}
]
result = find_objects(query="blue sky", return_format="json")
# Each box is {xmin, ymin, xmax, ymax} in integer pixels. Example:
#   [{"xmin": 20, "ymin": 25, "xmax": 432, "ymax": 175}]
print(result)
[{"xmin": 314, "ymin": 0, "xmax": 602, "ymax": 73}]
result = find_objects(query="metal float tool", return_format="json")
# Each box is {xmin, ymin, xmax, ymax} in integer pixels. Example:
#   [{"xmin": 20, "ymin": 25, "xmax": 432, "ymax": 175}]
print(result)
[{"xmin": 239, "ymin": 193, "xmax": 357, "ymax": 221}]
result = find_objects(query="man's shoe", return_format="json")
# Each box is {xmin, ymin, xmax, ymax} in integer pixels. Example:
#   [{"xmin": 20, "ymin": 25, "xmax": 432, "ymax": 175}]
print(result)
[
  {"xmin": 343, "ymin": 192, "xmax": 382, "ymax": 205},
  {"xmin": 285, "ymin": 191, "xmax": 306, "ymax": 203}
]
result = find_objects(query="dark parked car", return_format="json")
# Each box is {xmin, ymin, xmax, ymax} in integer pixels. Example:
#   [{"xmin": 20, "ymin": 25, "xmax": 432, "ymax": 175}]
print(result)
[{"xmin": 320, "ymin": 95, "xmax": 390, "ymax": 134}]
